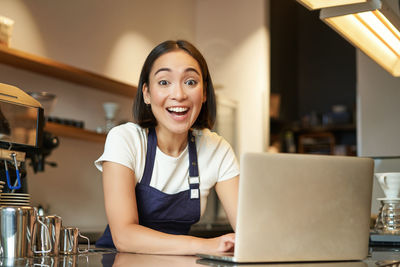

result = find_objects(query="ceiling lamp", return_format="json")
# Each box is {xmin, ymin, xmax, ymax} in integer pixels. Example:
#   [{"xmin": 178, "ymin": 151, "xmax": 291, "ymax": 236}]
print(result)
[
  {"xmin": 296, "ymin": 0, "xmax": 400, "ymax": 77},
  {"xmin": 297, "ymin": 0, "xmax": 368, "ymax": 10}
]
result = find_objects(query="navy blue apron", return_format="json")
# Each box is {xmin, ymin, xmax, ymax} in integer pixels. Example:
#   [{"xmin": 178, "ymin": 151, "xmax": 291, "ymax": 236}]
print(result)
[{"xmin": 96, "ymin": 128, "xmax": 200, "ymax": 248}]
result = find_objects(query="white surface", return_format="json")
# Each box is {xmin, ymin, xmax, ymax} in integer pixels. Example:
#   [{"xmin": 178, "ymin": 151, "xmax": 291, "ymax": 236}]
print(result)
[{"xmin": 357, "ymin": 52, "xmax": 400, "ymax": 157}]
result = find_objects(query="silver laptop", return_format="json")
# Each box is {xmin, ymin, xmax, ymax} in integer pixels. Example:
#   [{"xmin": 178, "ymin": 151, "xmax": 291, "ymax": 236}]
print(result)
[{"xmin": 198, "ymin": 153, "xmax": 374, "ymax": 263}]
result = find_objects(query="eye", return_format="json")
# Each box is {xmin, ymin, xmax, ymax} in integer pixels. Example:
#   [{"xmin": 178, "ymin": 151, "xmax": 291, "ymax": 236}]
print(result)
[
  {"xmin": 158, "ymin": 80, "xmax": 169, "ymax": 86},
  {"xmin": 185, "ymin": 79, "xmax": 198, "ymax": 86}
]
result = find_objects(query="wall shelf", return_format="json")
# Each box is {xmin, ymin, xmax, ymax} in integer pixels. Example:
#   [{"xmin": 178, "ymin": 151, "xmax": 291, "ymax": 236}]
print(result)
[
  {"xmin": 0, "ymin": 45, "xmax": 137, "ymax": 97},
  {"xmin": 44, "ymin": 122, "xmax": 106, "ymax": 143}
]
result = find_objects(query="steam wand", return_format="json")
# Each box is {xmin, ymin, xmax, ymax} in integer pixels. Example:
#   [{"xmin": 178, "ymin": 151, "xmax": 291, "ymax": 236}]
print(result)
[
  {"xmin": 11, "ymin": 153, "xmax": 21, "ymax": 192},
  {"xmin": 4, "ymin": 153, "xmax": 21, "ymax": 192}
]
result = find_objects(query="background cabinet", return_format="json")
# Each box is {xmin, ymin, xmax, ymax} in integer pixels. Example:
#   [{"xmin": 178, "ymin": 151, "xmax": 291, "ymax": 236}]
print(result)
[
  {"xmin": 298, "ymin": 132, "xmax": 335, "ymax": 154},
  {"xmin": 293, "ymin": 124, "xmax": 356, "ymax": 155}
]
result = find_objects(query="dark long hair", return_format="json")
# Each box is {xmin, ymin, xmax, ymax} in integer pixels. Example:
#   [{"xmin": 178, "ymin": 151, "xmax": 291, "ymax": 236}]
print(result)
[{"xmin": 133, "ymin": 40, "xmax": 216, "ymax": 129}]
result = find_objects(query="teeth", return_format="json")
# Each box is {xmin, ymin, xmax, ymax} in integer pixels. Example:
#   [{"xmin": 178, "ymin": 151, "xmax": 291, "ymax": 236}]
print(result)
[{"xmin": 167, "ymin": 107, "xmax": 188, "ymax": 112}]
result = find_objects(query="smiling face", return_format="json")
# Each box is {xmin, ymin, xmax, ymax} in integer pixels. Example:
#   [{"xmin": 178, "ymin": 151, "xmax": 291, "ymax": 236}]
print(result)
[{"xmin": 142, "ymin": 50, "xmax": 206, "ymax": 136}]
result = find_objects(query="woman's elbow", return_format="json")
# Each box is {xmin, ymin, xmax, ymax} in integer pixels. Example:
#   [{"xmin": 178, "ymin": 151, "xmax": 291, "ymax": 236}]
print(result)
[
  {"xmin": 111, "ymin": 224, "xmax": 143, "ymax": 253},
  {"xmin": 110, "ymin": 226, "xmax": 134, "ymax": 252},
  {"xmin": 112, "ymin": 233, "xmax": 133, "ymax": 253}
]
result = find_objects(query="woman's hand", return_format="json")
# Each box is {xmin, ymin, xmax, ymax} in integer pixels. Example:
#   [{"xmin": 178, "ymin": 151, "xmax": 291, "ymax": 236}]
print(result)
[{"xmin": 199, "ymin": 233, "xmax": 235, "ymax": 254}]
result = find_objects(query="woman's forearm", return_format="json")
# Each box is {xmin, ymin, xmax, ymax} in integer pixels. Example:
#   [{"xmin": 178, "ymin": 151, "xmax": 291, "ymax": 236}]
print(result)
[{"xmin": 112, "ymin": 223, "xmax": 206, "ymax": 255}]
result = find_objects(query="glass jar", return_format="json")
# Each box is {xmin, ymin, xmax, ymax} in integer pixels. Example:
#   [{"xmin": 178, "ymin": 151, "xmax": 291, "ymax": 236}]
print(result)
[{"xmin": 380, "ymin": 199, "xmax": 400, "ymax": 234}]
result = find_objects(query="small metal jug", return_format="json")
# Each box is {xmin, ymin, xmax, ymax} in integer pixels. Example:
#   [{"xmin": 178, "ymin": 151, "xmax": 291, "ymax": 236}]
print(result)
[
  {"xmin": 59, "ymin": 227, "xmax": 90, "ymax": 255},
  {"xmin": 0, "ymin": 206, "xmax": 52, "ymax": 258},
  {"xmin": 35, "ymin": 215, "xmax": 62, "ymax": 256}
]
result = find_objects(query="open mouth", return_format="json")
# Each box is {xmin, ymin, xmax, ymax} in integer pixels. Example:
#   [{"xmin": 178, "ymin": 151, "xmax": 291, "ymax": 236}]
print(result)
[{"xmin": 167, "ymin": 107, "xmax": 189, "ymax": 116}]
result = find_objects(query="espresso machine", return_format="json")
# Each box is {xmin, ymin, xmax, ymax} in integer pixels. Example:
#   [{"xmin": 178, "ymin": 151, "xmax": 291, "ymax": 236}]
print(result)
[{"xmin": 0, "ymin": 83, "xmax": 46, "ymax": 194}]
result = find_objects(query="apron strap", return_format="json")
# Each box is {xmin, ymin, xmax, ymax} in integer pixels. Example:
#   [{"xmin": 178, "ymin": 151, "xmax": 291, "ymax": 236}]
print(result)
[
  {"xmin": 188, "ymin": 130, "xmax": 199, "ymax": 177},
  {"xmin": 188, "ymin": 130, "xmax": 200, "ymax": 199},
  {"xmin": 141, "ymin": 128, "xmax": 157, "ymax": 186}
]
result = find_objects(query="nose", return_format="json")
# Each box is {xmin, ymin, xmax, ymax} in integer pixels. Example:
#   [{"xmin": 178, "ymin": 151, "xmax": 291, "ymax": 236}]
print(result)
[{"xmin": 171, "ymin": 84, "xmax": 187, "ymax": 101}]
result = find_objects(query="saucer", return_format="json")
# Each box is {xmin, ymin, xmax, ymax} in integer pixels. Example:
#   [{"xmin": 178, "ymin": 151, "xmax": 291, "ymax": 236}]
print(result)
[
  {"xmin": 0, "ymin": 196, "xmax": 31, "ymax": 200},
  {"xmin": 0, "ymin": 203, "xmax": 31, "ymax": 207},
  {"xmin": 377, "ymin": 197, "xmax": 400, "ymax": 201},
  {"xmin": 0, "ymin": 193, "xmax": 31, "ymax": 197}
]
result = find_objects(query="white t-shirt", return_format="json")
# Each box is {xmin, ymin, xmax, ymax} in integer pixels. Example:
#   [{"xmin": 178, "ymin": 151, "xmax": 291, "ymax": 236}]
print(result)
[{"xmin": 94, "ymin": 122, "xmax": 239, "ymax": 215}]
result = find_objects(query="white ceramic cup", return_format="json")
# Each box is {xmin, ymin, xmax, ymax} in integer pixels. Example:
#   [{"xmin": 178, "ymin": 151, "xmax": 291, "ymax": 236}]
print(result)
[{"xmin": 375, "ymin": 172, "xmax": 400, "ymax": 198}]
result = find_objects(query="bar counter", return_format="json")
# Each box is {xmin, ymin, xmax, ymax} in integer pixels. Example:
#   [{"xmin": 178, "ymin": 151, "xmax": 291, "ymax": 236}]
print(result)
[{"xmin": 1, "ymin": 246, "xmax": 400, "ymax": 266}]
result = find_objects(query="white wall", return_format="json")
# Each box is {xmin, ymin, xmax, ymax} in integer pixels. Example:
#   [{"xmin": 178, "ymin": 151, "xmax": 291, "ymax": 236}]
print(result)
[
  {"xmin": 195, "ymin": 0, "xmax": 270, "ymax": 155},
  {"xmin": 357, "ymin": 51, "xmax": 400, "ymax": 215},
  {"xmin": 0, "ymin": 0, "xmax": 270, "ymax": 231},
  {"xmin": 357, "ymin": 52, "xmax": 400, "ymax": 158}
]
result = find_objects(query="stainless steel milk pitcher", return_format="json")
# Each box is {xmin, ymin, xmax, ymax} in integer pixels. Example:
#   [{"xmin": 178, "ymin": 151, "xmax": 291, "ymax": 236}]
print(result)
[
  {"xmin": 60, "ymin": 227, "xmax": 90, "ymax": 255},
  {"xmin": 0, "ymin": 206, "xmax": 52, "ymax": 258},
  {"xmin": 35, "ymin": 215, "xmax": 62, "ymax": 256}
]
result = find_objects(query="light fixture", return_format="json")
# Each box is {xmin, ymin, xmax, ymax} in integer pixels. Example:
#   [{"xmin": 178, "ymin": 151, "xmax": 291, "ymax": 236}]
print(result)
[
  {"xmin": 297, "ymin": 0, "xmax": 400, "ymax": 77},
  {"xmin": 297, "ymin": 0, "xmax": 368, "ymax": 10}
]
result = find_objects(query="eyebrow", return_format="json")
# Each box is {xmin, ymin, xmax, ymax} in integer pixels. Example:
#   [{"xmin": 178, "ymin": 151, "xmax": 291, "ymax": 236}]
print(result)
[
  {"xmin": 185, "ymin": 67, "xmax": 201, "ymax": 76},
  {"xmin": 154, "ymin": 67, "xmax": 201, "ymax": 76},
  {"xmin": 154, "ymin": 68, "xmax": 171, "ymax": 76}
]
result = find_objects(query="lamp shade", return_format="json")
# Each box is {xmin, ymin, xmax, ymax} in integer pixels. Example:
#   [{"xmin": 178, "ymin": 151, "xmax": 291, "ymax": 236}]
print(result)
[
  {"xmin": 320, "ymin": 0, "xmax": 400, "ymax": 76},
  {"xmin": 296, "ymin": 0, "xmax": 368, "ymax": 10}
]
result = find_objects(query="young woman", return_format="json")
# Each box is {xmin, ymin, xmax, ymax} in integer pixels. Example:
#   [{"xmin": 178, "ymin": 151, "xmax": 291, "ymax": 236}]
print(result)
[{"xmin": 95, "ymin": 40, "xmax": 239, "ymax": 255}]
